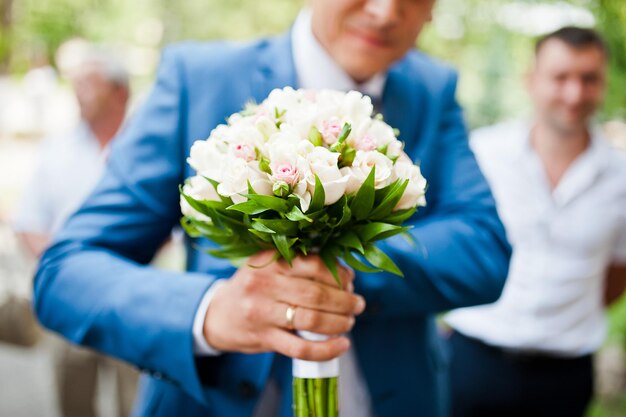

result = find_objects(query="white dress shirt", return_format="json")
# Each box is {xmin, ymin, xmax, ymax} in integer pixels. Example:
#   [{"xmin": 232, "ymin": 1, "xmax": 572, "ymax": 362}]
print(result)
[
  {"xmin": 192, "ymin": 8, "xmax": 381, "ymax": 416},
  {"xmin": 13, "ymin": 122, "xmax": 107, "ymax": 235},
  {"xmin": 445, "ymin": 120, "xmax": 626, "ymax": 357}
]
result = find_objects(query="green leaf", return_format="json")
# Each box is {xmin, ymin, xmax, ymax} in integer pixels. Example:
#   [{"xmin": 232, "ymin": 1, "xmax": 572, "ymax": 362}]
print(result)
[
  {"xmin": 340, "ymin": 147, "xmax": 356, "ymax": 168},
  {"xmin": 247, "ymin": 181, "xmax": 257, "ymax": 195},
  {"xmin": 297, "ymin": 243, "xmax": 308, "ymax": 256},
  {"xmin": 285, "ymin": 205, "xmax": 313, "ymax": 223},
  {"xmin": 337, "ymin": 198, "xmax": 352, "ymax": 227},
  {"xmin": 180, "ymin": 189, "xmax": 228, "ymax": 216},
  {"xmin": 382, "ymin": 207, "xmax": 417, "ymax": 224},
  {"xmin": 350, "ymin": 166, "xmax": 376, "ymax": 220},
  {"xmin": 227, "ymin": 200, "xmax": 269, "ymax": 215},
  {"xmin": 180, "ymin": 218, "xmax": 202, "ymax": 238},
  {"xmin": 206, "ymin": 244, "xmax": 261, "ymax": 259},
  {"xmin": 248, "ymin": 228, "xmax": 274, "ymax": 243},
  {"xmin": 320, "ymin": 247, "xmax": 341, "ymax": 287},
  {"xmin": 370, "ymin": 179, "xmax": 409, "ymax": 219},
  {"xmin": 400, "ymin": 231, "xmax": 418, "ymax": 247},
  {"xmin": 247, "ymin": 251, "xmax": 281, "ymax": 269},
  {"xmin": 337, "ymin": 123, "xmax": 352, "ymax": 143},
  {"xmin": 275, "ymin": 107, "xmax": 286, "ymax": 119},
  {"xmin": 184, "ymin": 220, "xmax": 234, "ymax": 245},
  {"xmin": 342, "ymin": 249, "xmax": 382, "ymax": 273},
  {"xmin": 272, "ymin": 234, "xmax": 297, "ymax": 265},
  {"xmin": 354, "ymin": 222, "xmax": 408, "ymax": 243},
  {"xmin": 251, "ymin": 221, "xmax": 276, "ymax": 234},
  {"xmin": 307, "ymin": 175, "xmax": 325, "ymax": 213},
  {"xmin": 273, "ymin": 181, "xmax": 290, "ymax": 198},
  {"xmin": 259, "ymin": 157, "xmax": 272, "ymax": 175},
  {"xmin": 242, "ymin": 193, "xmax": 292, "ymax": 213},
  {"xmin": 309, "ymin": 126, "xmax": 323, "ymax": 146},
  {"xmin": 253, "ymin": 218, "xmax": 299, "ymax": 235},
  {"xmin": 363, "ymin": 243, "xmax": 403, "ymax": 277},
  {"xmin": 335, "ymin": 231, "xmax": 364, "ymax": 254},
  {"xmin": 199, "ymin": 178, "xmax": 232, "ymax": 204},
  {"xmin": 210, "ymin": 209, "xmax": 247, "ymax": 229}
]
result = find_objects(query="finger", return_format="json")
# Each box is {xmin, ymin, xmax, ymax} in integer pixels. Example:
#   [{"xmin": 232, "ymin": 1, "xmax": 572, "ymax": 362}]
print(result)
[
  {"xmin": 275, "ymin": 303, "xmax": 355, "ymax": 334},
  {"xmin": 246, "ymin": 250, "xmax": 279, "ymax": 269},
  {"xmin": 282, "ymin": 255, "xmax": 352, "ymax": 289},
  {"xmin": 337, "ymin": 265, "xmax": 355, "ymax": 290},
  {"xmin": 266, "ymin": 328, "xmax": 351, "ymax": 361},
  {"xmin": 273, "ymin": 274, "xmax": 365, "ymax": 315}
]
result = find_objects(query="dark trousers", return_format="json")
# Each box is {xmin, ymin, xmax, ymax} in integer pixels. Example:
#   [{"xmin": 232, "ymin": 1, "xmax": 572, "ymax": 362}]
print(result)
[{"xmin": 449, "ymin": 331, "xmax": 594, "ymax": 417}]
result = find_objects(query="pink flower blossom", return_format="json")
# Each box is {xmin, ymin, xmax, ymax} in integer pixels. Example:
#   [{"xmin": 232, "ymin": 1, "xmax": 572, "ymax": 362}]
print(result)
[
  {"xmin": 273, "ymin": 162, "xmax": 300, "ymax": 187},
  {"xmin": 356, "ymin": 135, "xmax": 377, "ymax": 151},
  {"xmin": 321, "ymin": 119, "xmax": 343, "ymax": 144},
  {"xmin": 231, "ymin": 144, "xmax": 256, "ymax": 162}
]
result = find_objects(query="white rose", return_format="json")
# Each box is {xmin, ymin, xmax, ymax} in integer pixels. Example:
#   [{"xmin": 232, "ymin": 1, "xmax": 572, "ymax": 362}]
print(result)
[
  {"xmin": 341, "ymin": 91, "xmax": 374, "ymax": 122},
  {"xmin": 187, "ymin": 139, "xmax": 229, "ymax": 182},
  {"xmin": 387, "ymin": 139, "xmax": 404, "ymax": 158},
  {"xmin": 394, "ymin": 161, "xmax": 427, "ymax": 210},
  {"xmin": 343, "ymin": 150, "xmax": 394, "ymax": 194},
  {"xmin": 217, "ymin": 159, "xmax": 272, "ymax": 203},
  {"xmin": 351, "ymin": 119, "xmax": 397, "ymax": 150},
  {"xmin": 225, "ymin": 123, "xmax": 265, "ymax": 150},
  {"xmin": 180, "ymin": 175, "xmax": 221, "ymax": 221},
  {"xmin": 264, "ymin": 136, "xmax": 315, "ymax": 210},
  {"xmin": 264, "ymin": 87, "xmax": 303, "ymax": 120},
  {"xmin": 255, "ymin": 116, "xmax": 279, "ymax": 140},
  {"xmin": 305, "ymin": 147, "xmax": 348, "ymax": 206}
]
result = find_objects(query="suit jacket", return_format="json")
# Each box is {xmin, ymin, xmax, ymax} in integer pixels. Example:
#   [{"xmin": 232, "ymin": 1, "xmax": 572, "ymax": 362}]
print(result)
[{"xmin": 34, "ymin": 32, "xmax": 511, "ymax": 417}]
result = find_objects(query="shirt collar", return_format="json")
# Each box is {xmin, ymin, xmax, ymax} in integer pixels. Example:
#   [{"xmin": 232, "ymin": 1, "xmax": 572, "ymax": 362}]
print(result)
[
  {"xmin": 291, "ymin": 8, "xmax": 387, "ymax": 99},
  {"xmin": 515, "ymin": 119, "xmax": 613, "ymax": 206}
]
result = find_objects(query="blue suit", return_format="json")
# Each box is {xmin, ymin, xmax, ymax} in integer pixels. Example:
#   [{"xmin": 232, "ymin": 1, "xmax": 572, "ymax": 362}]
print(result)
[{"xmin": 34, "ymin": 33, "xmax": 510, "ymax": 417}]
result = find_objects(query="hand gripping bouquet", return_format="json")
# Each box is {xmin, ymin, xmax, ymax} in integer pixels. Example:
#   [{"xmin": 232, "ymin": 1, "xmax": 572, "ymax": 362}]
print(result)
[{"xmin": 180, "ymin": 87, "xmax": 427, "ymax": 417}]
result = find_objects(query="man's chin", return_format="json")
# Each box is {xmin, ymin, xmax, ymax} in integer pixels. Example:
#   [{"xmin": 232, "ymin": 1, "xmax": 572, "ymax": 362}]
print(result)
[
  {"xmin": 339, "ymin": 58, "xmax": 387, "ymax": 83},
  {"xmin": 548, "ymin": 118, "xmax": 589, "ymax": 136}
]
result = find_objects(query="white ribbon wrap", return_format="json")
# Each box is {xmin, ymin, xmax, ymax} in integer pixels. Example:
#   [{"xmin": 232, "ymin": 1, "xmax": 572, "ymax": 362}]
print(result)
[{"xmin": 292, "ymin": 330, "xmax": 340, "ymax": 378}]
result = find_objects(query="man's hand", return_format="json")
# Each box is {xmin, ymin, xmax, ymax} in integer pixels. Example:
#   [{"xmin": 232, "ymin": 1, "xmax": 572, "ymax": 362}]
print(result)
[{"xmin": 204, "ymin": 251, "xmax": 364, "ymax": 361}]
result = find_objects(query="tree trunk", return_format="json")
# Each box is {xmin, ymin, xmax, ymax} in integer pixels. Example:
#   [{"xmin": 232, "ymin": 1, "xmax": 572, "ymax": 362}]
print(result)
[{"xmin": 0, "ymin": 0, "xmax": 13, "ymax": 73}]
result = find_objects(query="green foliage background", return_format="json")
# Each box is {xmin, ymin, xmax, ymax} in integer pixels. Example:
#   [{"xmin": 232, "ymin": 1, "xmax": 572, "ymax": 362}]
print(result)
[{"xmin": 1, "ymin": 0, "xmax": 624, "ymax": 128}]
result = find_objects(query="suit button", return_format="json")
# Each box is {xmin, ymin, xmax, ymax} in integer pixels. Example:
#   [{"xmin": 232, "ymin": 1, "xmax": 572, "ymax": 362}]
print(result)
[{"xmin": 239, "ymin": 381, "xmax": 257, "ymax": 399}]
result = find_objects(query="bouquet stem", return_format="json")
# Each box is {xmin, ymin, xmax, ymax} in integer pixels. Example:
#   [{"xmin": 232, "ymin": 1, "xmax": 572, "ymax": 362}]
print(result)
[
  {"xmin": 293, "ymin": 376, "xmax": 338, "ymax": 417},
  {"xmin": 292, "ymin": 331, "xmax": 339, "ymax": 417}
]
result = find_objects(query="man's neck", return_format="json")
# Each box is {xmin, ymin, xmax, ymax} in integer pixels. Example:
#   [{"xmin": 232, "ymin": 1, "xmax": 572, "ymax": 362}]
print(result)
[
  {"xmin": 530, "ymin": 120, "xmax": 591, "ymax": 189},
  {"xmin": 87, "ymin": 110, "xmax": 125, "ymax": 149}
]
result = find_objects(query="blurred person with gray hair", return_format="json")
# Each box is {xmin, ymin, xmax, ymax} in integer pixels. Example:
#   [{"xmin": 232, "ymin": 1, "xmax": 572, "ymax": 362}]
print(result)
[
  {"xmin": 12, "ymin": 50, "xmax": 138, "ymax": 417},
  {"xmin": 445, "ymin": 27, "xmax": 626, "ymax": 417}
]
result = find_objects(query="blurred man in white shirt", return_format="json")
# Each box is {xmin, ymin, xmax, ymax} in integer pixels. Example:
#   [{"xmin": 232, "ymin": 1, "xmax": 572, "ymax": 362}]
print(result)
[
  {"xmin": 13, "ymin": 52, "xmax": 138, "ymax": 417},
  {"xmin": 445, "ymin": 26, "xmax": 626, "ymax": 417}
]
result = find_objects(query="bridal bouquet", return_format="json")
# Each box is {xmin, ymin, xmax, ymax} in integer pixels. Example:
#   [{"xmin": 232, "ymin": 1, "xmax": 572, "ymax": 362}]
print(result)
[{"xmin": 180, "ymin": 87, "xmax": 427, "ymax": 417}]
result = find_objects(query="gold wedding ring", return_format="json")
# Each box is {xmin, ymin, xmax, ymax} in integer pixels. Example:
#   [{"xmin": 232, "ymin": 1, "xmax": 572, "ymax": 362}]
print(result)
[{"xmin": 285, "ymin": 305, "xmax": 297, "ymax": 330}]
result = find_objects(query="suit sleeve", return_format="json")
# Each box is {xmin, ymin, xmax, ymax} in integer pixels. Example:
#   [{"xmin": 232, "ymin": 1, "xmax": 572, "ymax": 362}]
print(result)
[
  {"xmin": 33, "ymin": 46, "xmax": 216, "ymax": 405},
  {"xmin": 355, "ymin": 71, "xmax": 511, "ymax": 317}
]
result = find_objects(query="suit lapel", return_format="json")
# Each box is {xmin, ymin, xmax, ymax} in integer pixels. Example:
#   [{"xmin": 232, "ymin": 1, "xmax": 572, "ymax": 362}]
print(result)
[
  {"xmin": 382, "ymin": 58, "xmax": 424, "ymax": 159},
  {"xmin": 251, "ymin": 31, "xmax": 299, "ymax": 102}
]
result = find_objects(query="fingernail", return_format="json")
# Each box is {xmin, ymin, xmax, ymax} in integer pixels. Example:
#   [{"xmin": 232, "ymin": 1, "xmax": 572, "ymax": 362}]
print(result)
[{"xmin": 354, "ymin": 296, "xmax": 366, "ymax": 314}]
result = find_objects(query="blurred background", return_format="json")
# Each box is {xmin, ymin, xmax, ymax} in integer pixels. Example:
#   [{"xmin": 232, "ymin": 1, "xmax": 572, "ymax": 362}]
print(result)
[{"xmin": 0, "ymin": 0, "xmax": 624, "ymax": 416}]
